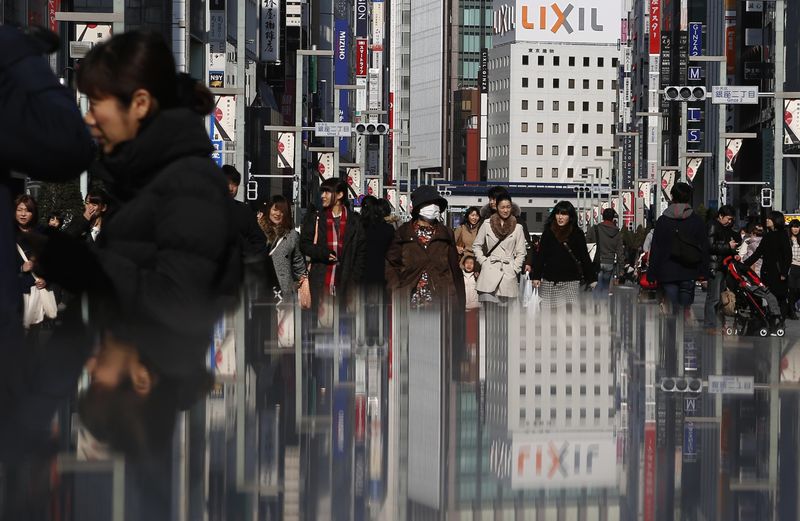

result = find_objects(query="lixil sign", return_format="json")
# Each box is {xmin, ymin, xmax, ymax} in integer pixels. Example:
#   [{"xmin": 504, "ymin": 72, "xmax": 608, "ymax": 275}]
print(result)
[{"xmin": 493, "ymin": 0, "xmax": 621, "ymax": 45}]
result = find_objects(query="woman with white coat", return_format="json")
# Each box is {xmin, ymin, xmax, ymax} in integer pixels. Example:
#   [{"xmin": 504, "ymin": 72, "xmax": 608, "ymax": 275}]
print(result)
[{"xmin": 474, "ymin": 193, "xmax": 528, "ymax": 302}]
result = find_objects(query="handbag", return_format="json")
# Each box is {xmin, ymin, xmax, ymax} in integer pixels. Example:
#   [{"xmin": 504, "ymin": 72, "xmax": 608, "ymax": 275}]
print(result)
[
  {"xmin": 17, "ymin": 244, "xmax": 57, "ymax": 328},
  {"xmin": 521, "ymin": 277, "xmax": 534, "ymax": 307}
]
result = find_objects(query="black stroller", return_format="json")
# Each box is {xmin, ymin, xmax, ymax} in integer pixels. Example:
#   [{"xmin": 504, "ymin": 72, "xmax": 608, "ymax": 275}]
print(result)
[{"xmin": 721, "ymin": 256, "xmax": 785, "ymax": 337}]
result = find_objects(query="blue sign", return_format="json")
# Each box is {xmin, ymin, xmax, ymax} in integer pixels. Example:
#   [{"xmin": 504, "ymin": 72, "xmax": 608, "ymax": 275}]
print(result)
[
  {"xmin": 211, "ymin": 139, "xmax": 224, "ymax": 167},
  {"xmin": 683, "ymin": 422, "xmax": 698, "ymax": 461},
  {"xmin": 687, "ymin": 129, "xmax": 702, "ymax": 143},
  {"xmin": 335, "ymin": 18, "xmax": 351, "ymax": 158},
  {"xmin": 688, "ymin": 66, "xmax": 702, "ymax": 81},
  {"xmin": 687, "ymin": 108, "xmax": 702, "ymax": 123},
  {"xmin": 689, "ymin": 23, "xmax": 703, "ymax": 57}
]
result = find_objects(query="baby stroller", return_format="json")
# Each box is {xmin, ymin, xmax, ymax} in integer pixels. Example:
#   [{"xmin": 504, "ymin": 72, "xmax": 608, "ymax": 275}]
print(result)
[
  {"xmin": 636, "ymin": 251, "xmax": 659, "ymax": 302},
  {"xmin": 721, "ymin": 256, "xmax": 785, "ymax": 337}
]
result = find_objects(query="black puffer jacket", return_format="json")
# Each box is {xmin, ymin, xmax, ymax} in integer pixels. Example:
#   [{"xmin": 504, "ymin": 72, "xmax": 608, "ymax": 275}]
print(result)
[
  {"xmin": 708, "ymin": 219, "xmax": 739, "ymax": 272},
  {"xmin": 40, "ymin": 108, "xmax": 240, "ymax": 376},
  {"xmin": 532, "ymin": 224, "xmax": 597, "ymax": 284}
]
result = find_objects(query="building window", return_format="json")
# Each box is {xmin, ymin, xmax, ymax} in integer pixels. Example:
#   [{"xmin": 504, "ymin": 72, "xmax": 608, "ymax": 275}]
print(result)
[
  {"xmin": 580, "ymin": 385, "xmax": 587, "ymax": 396},
  {"xmin": 553, "ymin": 100, "xmax": 559, "ymax": 111},
  {"xmin": 582, "ymin": 146, "xmax": 588, "ymax": 156},
  {"xmin": 536, "ymin": 145, "xmax": 543, "ymax": 155},
  {"xmin": 582, "ymin": 124, "xmax": 589, "ymax": 134},
  {"xmin": 568, "ymin": 101, "xmax": 575, "ymax": 111},
  {"xmin": 521, "ymin": 167, "xmax": 528, "ymax": 177},
  {"xmin": 569, "ymin": 79, "xmax": 575, "ymax": 89},
  {"xmin": 537, "ymin": 100, "xmax": 544, "ymax": 110},
  {"xmin": 552, "ymin": 145, "xmax": 559, "ymax": 155},
  {"xmin": 580, "ymin": 408, "xmax": 587, "ymax": 418},
  {"xmin": 567, "ymin": 146, "xmax": 574, "ymax": 156},
  {"xmin": 521, "ymin": 145, "xmax": 528, "ymax": 155},
  {"xmin": 522, "ymin": 55, "xmax": 529, "ymax": 65},
  {"xmin": 597, "ymin": 57, "xmax": 604, "ymax": 67},
  {"xmin": 535, "ymin": 385, "xmax": 541, "ymax": 395},
  {"xmin": 553, "ymin": 78, "xmax": 559, "ymax": 88},
  {"xmin": 594, "ymin": 408, "xmax": 601, "ymax": 419},
  {"xmin": 553, "ymin": 56, "xmax": 560, "ymax": 66},
  {"xmin": 550, "ymin": 385, "xmax": 557, "ymax": 396},
  {"xmin": 581, "ymin": 167, "xmax": 588, "ymax": 177},
  {"xmin": 536, "ymin": 167, "xmax": 543, "ymax": 177},
  {"xmin": 522, "ymin": 100, "xmax": 528, "ymax": 110},
  {"xmin": 552, "ymin": 123, "xmax": 559, "ymax": 133},
  {"xmin": 520, "ymin": 385, "xmax": 526, "ymax": 396},
  {"xmin": 597, "ymin": 102, "xmax": 604, "ymax": 112},
  {"xmin": 612, "ymin": 57, "xmax": 618, "ymax": 67},
  {"xmin": 597, "ymin": 124, "xmax": 604, "ymax": 134},
  {"xmin": 522, "ymin": 77, "xmax": 529, "ymax": 88},
  {"xmin": 597, "ymin": 79, "xmax": 604, "ymax": 89},
  {"xmin": 583, "ymin": 79, "xmax": 590, "ymax": 89},
  {"xmin": 595, "ymin": 363, "xmax": 601, "ymax": 373},
  {"xmin": 569, "ymin": 56, "xmax": 575, "ymax": 66},
  {"xmin": 537, "ymin": 122, "xmax": 544, "ymax": 133},
  {"xmin": 538, "ymin": 55, "xmax": 544, "ymax": 66},
  {"xmin": 535, "ymin": 363, "xmax": 541, "ymax": 373},
  {"xmin": 520, "ymin": 363, "xmax": 526, "ymax": 374},
  {"xmin": 596, "ymin": 146, "xmax": 603, "ymax": 156},
  {"xmin": 583, "ymin": 101, "xmax": 589, "ymax": 111},
  {"xmin": 520, "ymin": 409, "xmax": 527, "ymax": 420},
  {"xmin": 537, "ymin": 78, "xmax": 544, "ymax": 88},
  {"xmin": 566, "ymin": 409, "xmax": 573, "ymax": 420},
  {"xmin": 611, "ymin": 124, "xmax": 617, "ymax": 134},
  {"xmin": 550, "ymin": 408, "xmax": 557, "ymax": 420},
  {"xmin": 568, "ymin": 123, "xmax": 575, "ymax": 133},
  {"xmin": 552, "ymin": 167, "xmax": 558, "ymax": 178},
  {"xmin": 521, "ymin": 122, "xmax": 528, "ymax": 132},
  {"xmin": 567, "ymin": 168, "xmax": 574, "ymax": 178},
  {"xmin": 594, "ymin": 385, "xmax": 601, "ymax": 395},
  {"xmin": 583, "ymin": 57, "xmax": 590, "ymax": 66}
]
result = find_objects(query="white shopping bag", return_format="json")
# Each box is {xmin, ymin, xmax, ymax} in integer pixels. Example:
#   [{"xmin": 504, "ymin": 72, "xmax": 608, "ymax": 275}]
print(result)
[
  {"xmin": 521, "ymin": 278, "xmax": 534, "ymax": 307},
  {"xmin": 527, "ymin": 287, "xmax": 542, "ymax": 316}
]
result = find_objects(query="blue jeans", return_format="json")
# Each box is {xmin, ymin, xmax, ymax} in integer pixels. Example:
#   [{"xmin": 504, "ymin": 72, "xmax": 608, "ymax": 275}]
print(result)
[
  {"xmin": 661, "ymin": 280, "xmax": 696, "ymax": 312},
  {"xmin": 594, "ymin": 263, "xmax": 615, "ymax": 298}
]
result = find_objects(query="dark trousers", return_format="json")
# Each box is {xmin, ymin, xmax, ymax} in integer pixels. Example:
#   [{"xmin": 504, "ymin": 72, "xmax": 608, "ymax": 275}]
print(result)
[
  {"xmin": 662, "ymin": 280, "xmax": 696, "ymax": 313},
  {"xmin": 704, "ymin": 269, "xmax": 725, "ymax": 328}
]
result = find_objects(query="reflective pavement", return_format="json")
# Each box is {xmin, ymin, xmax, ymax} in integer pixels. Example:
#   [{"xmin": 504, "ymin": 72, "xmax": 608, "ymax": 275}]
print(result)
[{"xmin": 2, "ymin": 286, "xmax": 800, "ymax": 521}]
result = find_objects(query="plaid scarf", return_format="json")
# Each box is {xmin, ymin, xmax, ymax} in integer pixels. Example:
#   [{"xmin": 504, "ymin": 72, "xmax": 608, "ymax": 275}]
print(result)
[{"xmin": 324, "ymin": 206, "xmax": 347, "ymax": 296}]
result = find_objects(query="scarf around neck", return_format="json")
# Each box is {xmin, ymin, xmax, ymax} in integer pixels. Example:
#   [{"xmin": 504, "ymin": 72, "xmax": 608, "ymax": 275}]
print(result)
[
  {"xmin": 490, "ymin": 213, "xmax": 517, "ymax": 240},
  {"xmin": 324, "ymin": 207, "xmax": 347, "ymax": 296},
  {"xmin": 551, "ymin": 221, "xmax": 573, "ymax": 243}
]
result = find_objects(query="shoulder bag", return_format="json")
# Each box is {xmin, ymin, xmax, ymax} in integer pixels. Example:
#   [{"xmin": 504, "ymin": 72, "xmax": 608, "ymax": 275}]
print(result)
[{"xmin": 16, "ymin": 244, "xmax": 58, "ymax": 328}]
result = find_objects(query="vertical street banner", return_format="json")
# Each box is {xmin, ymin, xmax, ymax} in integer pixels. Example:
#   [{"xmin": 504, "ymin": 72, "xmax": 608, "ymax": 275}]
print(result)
[
  {"xmin": 48, "ymin": 0, "xmax": 61, "ymax": 32},
  {"xmin": 661, "ymin": 170, "xmax": 676, "ymax": 200},
  {"xmin": 622, "ymin": 135, "xmax": 635, "ymax": 190},
  {"xmin": 371, "ymin": 0, "xmax": 385, "ymax": 51},
  {"xmin": 689, "ymin": 22, "xmax": 702, "ymax": 56},
  {"xmin": 347, "ymin": 167, "xmax": 363, "ymax": 196},
  {"xmin": 317, "ymin": 152, "xmax": 334, "ymax": 180},
  {"xmin": 286, "ymin": 0, "xmax": 302, "ymax": 27},
  {"xmin": 480, "ymin": 49, "xmax": 489, "ymax": 163},
  {"xmin": 335, "ymin": 17, "xmax": 351, "ymax": 156},
  {"xmin": 355, "ymin": 0, "xmax": 368, "ymax": 37},
  {"xmin": 277, "ymin": 132, "xmax": 294, "ymax": 169},
  {"xmin": 686, "ymin": 158, "xmax": 702, "ymax": 184},
  {"xmin": 784, "ymin": 100, "xmax": 800, "ymax": 154},
  {"xmin": 260, "ymin": 0, "xmax": 280, "ymax": 62},
  {"xmin": 725, "ymin": 138, "xmax": 742, "ymax": 173},
  {"xmin": 209, "ymin": 0, "xmax": 226, "ymax": 54},
  {"xmin": 649, "ymin": 0, "xmax": 661, "ymax": 55}
]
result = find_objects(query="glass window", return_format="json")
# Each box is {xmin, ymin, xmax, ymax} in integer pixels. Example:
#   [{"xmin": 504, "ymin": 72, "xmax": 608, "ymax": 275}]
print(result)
[
  {"xmin": 521, "ymin": 122, "xmax": 528, "ymax": 132},
  {"xmin": 566, "ymin": 385, "xmax": 572, "ymax": 395},
  {"xmin": 581, "ymin": 167, "xmax": 588, "ymax": 177},
  {"xmin": 520, "ymin": 409, "xmax": 526, "ymax": 420},
  {"xmin": 522, "ymin": 100, "xmax": 528, "ymax": 110},
  {"xmin": 597, "ymin": 102, "xmax": 604, "ymax": 112},
  {"xmin": 569, "ymin": 56, "xmax": 575, "ymax": 66},
  {"xmin": 583, "ymin": 101, "xmax": 589, "ymax": 111},
  {"xmin": 536, "ymin": 167, "xmax": 543, "ymax": 177},
  {"xmin": 550, "ymin": 385, "xmax": 557, "ymax": 396},
  {"xmin": 553, "ymin": 56, "xmax": 560, "ymax": 66},
  {"xmin": 567, "ymin": 168, "xmax": 574, "ymax": 178},
  {"xmin": 535, "ymin": 385, "xmax": 541, "ymax": 395},
  {"xmin": 597, "ymin": 57, "xmax": 604, "ymax": 67},
  {"xmin": 583, "ymin": 79, "xmax": 590, "ymax": 89},
  {"xmin": 553, "ymin": 100, "xmax": 559, "ymax": 111},
  {"xmin": 522, "ymin": 55, "xmax": 529, "ymax": 65},
  {"xmin": 568, "ymin": 101, "xmax": 575, "ymax": 111},
  {"xmin": 597, "ymin": 124, "xmax": 604, "ymax": 134},
  {"xmin": 550, "ymin": 408, "xmax": 557, "ymax": 419},
  {"xmin": 597, "ymin": 79, "xmax": 604, "ymax": 89},
  {"xmin": 552, "ymin": 145, "xmax": 559, "ymax": 155},
  {"xmin": 594, "ymin": 408, "xmax": 601, "ymax": 419},
  {"xmin": 551, "ymin": 168, "xmax": 558, "ymax": 178},
  {"xmin": 521, "ymin": 166, "xmax": 528, "ymax": 177},
  {"xmin": 521, "ymin": 145, "xmax": 528, "ymax": 155},
  {"xmin": 520, "ymin": 363, "xmax": 526, "ymax": 373},
  {"xmin": 535, "ymin": 408, "xmax": 541, "ymax": 419},
  {"xmin": 594, "ymin": 385, "xmax": 601, "ymax": 395},
  {"xmin": 580, "ymin": 385, "xmax": 587, "ymax": 395},
  {"xmin": 552, "ymin": 123, "xmax": 559, "ymax": 133},
  {"xmin": 566, "ymin": 409, "xmax": 573, "ymax": 419},
  {"xmin": 520, "ymin": 385, "xmax": 526, "ymax": 396},
  {"xmin": 580, "ymin": 408, "xmax": 587, "ymax": 418},
  {"xmin": 553, "ymin": 78, "xmax": 559, "ymax": 88},
  {"xmin": 582, "ymin": 146, "xmax": 588, "ymax": 156},
  {"xmin": 537, "ymin": 78, "xmax": 544, "ymax": 88},
  {"xmin": 612, "ymin": 79, "xmax": 618, "ymax": 90},
  {"xmin": 612, "ymin": 57, "xmax": 618, "ymax": 67},
  {"xmin": 538, "ymin": 55, "xmax": 544, "ymax": 65},
  {"xmin": 567, "ymin": 146, "xmax": 574, "ymax": 156},
  {"xmin": 569, "ymin": 79, "xmax": 575, "ymax": 89},
  {"xmin": 537, "ymin": 100, "xmax": 544, "ymax": 110},
  {"xmin": 522, "ymin": 77, "xmax": 529, "ymax": 88},
  {"xmin": 568, "ymin": 123, "xmax": 575, "ymax": 133},
  {"xmin": 537, "ymin": 122, "xmax": 544, "ymax": 133},
  {"xmin": 535, "ymin": 363, "xmax": 541, "ymax": 373},
  {"xmin": 596, "ymin": 146, "xmax": 603, "ymax": 156},
  {"xmin": 536, "ymin": 145, "xmax": 543, "ymax": 155},
  {"xmin": 582, "ymin": 124, "xmax": 589, "ymax": 134},
  {"xmin": 583, "ymin": 57, "xmax": 590, "ymax": 66},
  {"xmin": 595, "ymin": 363, "xmax": 602, "ymax": 373}
]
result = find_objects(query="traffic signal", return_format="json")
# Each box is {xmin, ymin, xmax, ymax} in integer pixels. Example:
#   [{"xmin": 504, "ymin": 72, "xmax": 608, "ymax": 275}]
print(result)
[
  {"xmin": 761, "ymin": 188, "xmax": 773, "ymax": 208},
  {"xmin": 660, "ymin": 377, "xmax": 703, "ymax": 393},
  {"xmin": 354, "ymin": 122, "xmax": 389, "ymax": 135},
  {"xmin": 664, "ymin": 86, "xmax": 707, "ymax": 102}
]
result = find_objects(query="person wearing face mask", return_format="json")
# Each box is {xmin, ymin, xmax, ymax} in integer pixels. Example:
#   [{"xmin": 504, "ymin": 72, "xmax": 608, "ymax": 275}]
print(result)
[
  {"xmin": 738, "ymin": 221, "xmax": 764, "ymax": 276},
  {"xmin": 385, "ymin": 185, "xmax": 465, "ymax": 309},
  {"xmin": 473, "ymin": 193, "xmax": 527, "ymax": 303},
  {"xmin": 531, "ymin": 201, "xmax": 596, "ymax": 309}
]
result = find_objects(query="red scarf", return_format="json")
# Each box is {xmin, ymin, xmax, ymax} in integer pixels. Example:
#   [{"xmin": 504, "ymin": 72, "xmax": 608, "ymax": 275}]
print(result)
[{"xmin": 324, "ymin": 206, "xmax": 347, "ymax": 296}]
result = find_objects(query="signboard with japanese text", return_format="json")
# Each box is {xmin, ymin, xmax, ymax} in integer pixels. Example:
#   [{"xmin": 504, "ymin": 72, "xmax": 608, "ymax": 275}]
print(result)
[
  {"xmin": 356, "ymin": 39, "xmax": 368, "ymax": 77},
  {"xmin": 371, "ymin": 0, "xmax": 385, "ymax": 50},
  {"xmin": 686, "ymin": 158, "xmax": 702, "ymax": 183},
  {"xmin": 708, "ymin": 375, "xmax": 754, "ymax": 395},
  {"xmin": 277, "ymin": 132, "xmax": 294, "ymax": 169},
  {"xmin": 712, "ymin": 86, "xmax": 759, "ymax": 105},
  {"xmin": 622, "ymin": 135, "xmax": 635, "ymax": 190},
  {"xmin": 649, "ymin": 0, "xmax": 661, "ymax": 55},
  {"xmin": 209, "ymin": 0, "xmax": 226, "ymax": 54},
  {"xmin": 784, "ymin": 100, "xmax": 800, "ymax": 154},
  {"xmin": 211, "ymin": 96, "xmax": 236, "ymax": 142},
  {"xmin": 260, "ymin": 0, "xmax": 280, "ymax": 62},
  {"xmin": 725, "ymin": 138, "xmax": 742, "ymax": 172}
]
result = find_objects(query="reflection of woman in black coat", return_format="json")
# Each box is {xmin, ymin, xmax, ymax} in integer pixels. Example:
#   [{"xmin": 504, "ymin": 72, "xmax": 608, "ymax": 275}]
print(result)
[{"xmin": 745, "ymin": 211, "xmax": 793, "ymax": 320}]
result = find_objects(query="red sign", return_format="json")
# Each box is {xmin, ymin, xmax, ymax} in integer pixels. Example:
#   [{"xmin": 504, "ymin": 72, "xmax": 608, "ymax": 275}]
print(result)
[
  {"xmin": 355, "ymin": 396, "xmax": 366, "ymax": 442},
  {"xmin": 643, "ymin": 423, "xmax": 656, "ymax": 521},
  {"xmin": 649, "ymin": 0, "xmax": 660, "ymax": 55},
  {"xmin": 48, "ymin": 0, "xmax": 61, "ymax": 33},
  {"xmin": 356, "ymin": 39, "xmax": 368, "ymax": 77},
  {"xmin": 388, "ymin": 91, "xmax": 394, "ymax": 182}
]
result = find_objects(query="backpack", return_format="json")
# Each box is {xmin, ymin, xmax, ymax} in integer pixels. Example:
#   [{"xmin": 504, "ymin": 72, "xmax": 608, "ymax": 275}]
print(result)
[{"xmin": 669, "ymin": 226, "xmax": 702, "ymax": 267}]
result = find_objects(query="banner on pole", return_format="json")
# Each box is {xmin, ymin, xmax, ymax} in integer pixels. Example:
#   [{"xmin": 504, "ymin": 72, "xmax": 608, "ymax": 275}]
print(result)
[
  {"xmin": 725, "ymin": 138, "xmax": 742, "ymax": 172},
  {"xmin": 277, "ymin": 132, "xmax": 295, "ymax": 169},
  {"xmin": 686, "ymin": 158, "xmax": 703, "ymax": 184},
  {"xmin": 260, "ymin": 0, "xmax": 280, "ymax": 62}
]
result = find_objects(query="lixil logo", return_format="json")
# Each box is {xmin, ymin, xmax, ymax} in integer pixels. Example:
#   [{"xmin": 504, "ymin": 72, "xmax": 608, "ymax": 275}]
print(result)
[{"xmin": 522, "ymin": 3, "xmax": 604, "ymax": 34}]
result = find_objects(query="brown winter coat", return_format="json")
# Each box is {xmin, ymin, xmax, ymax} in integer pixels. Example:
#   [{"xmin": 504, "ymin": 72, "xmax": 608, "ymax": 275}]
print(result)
[
  {"xmin": 454, "ymin": 223, "xmax": 479, "ymax": 256},
  {"xmin": 385, "ymin": 220, "xmax": 466, "ymax": 307}
]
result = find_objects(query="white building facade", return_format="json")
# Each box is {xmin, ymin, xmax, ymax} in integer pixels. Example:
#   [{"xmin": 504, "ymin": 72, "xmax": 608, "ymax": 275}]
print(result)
[{"xmin": 488, "ymin": 0, "xmax": 623, "ymax": 185}]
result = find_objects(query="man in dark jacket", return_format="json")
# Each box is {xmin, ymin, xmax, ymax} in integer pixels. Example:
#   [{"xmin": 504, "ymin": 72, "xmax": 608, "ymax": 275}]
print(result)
[
  {"xmin": 648, "ymin": 182, "xmax": 711, "ymax": 313},
  {"xmin": 704, "ymin": 205, "xmax": 739, "ymax": 329},
  {"xmin": 222, "ymin": 165, "xmax": 268, "ymax": 262},
  {"xmin": 588, "ymin": 208, "xmax": 625, "ymax": 295},
  {"xmin": 0, "ymin": 25, "xmax": 93, "ymax": 367},
  {"xmin": 300, "ymin": 177, "xmax": 366, "ymax": 309}
]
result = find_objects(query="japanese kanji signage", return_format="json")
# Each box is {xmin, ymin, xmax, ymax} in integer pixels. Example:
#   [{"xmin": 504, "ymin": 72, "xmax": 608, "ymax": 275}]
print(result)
[
  {"xmin": 649, "ymin": 0, "xmax": 661, "ymax": 55},
  {"xmin": 261, "ymin": 0, "xmax": 280, "ymax": 63},
  {"xmin": 712, "ymin": 86, "xmax": 759, "ymax": 105}
]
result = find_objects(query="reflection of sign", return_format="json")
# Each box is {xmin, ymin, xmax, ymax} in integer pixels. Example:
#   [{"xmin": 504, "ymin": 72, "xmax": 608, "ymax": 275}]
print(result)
[
  {"xmin": 511, "ymin": 434, "xmax": 617, "ymax": 489},
  {"xmin": 260, "ymin": 0, "xmax": 280, "ymax": 62},
  {"xmin": 784, "ymin": 100, "xmax": 800, "ymax": 154},
  {"xmin": 277, "ymin": 132, "xmax": 294, "ymax": 169},
  {"xmin": 708, "ymin": 375, "xmax": 754, "ymax": 395},
  {"xmin": 712, "ymin": 86, "xmax": 759, "ymax": 105}
]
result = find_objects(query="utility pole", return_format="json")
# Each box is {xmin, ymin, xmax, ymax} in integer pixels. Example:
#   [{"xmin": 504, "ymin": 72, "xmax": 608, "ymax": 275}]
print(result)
[{"xmin": 774, "ymin": 0, "xmax": 786, "ymax": 210}]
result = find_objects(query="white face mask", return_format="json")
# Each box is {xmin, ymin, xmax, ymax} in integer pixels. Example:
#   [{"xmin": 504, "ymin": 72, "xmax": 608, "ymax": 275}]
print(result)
[{"xmin": 418, "ymin": 205, "xmax": 441, "ymax": 222}]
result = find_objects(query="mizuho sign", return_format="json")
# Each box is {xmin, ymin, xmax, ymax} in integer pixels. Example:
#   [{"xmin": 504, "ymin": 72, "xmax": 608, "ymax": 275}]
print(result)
[{"xmin": 494, "ymin": 0, "xmax": 621, "ymax": 44}]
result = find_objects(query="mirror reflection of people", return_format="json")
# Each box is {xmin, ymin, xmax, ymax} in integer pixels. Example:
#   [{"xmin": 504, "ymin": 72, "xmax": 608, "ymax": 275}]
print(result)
[{"xmin": 32, "ymin": 30, "xmax": 241, "ymax": 454}]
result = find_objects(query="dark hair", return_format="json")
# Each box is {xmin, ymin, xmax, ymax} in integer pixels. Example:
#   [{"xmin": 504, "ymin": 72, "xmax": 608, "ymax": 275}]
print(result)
[
  {"xmin": 602, "ymin": 208, "xmax": 617, "ymax": 221},
  {"xmin": 769, "ymin": 210, "xmax": 786, "ymax": 231},
  {"xmin": 76, "ymin": 30, "xmax": 214, "ymax": 115},
  {"xmin": 717, "ymin": 205, "xmax": 735, "ymax": 218},
  {"xmin": 320, "ymin": 177, "xmax": 349, "ymax": 202},
  {"xmin": 463, "ymin": 206, "xmax": 480, "ymax": 225},
  {"xmin": 495, "ymin": 193, "xmax": 513, "ymax": 208},
  {"xmin": 488, "ymin": 186, "xmax": 509, "ymax": 199},
  {"xmin": 47, "ymin": 212, "xmax": 63, "ymax": 225},
  {"xmin": 670, "ymin": 182, "xmax": 693, "ymax": 204},
  {"xmin": 86, "ymin": 187, "xmax": 110, "ymax": 206},
  {"xmin": 790, "ymin": 219, "xmax": 800, "ymax": 228},
  {"xmin": 14, "ymin": 194, "xmax": 38, "ymax": 226},
  {"xmin": 266, "ymin": 195, "xmax": 293, "ymax": 229},
  {"xmin": 546, "ymin": 200, "xmax": 578, "ymax": 226},
  {"xmin": 222, "ymin": 165, "xmax": 241, "ymax": 186},
  {"xmin": 360, "ymin": 196, "xmax": 389, "ymax": 228}
]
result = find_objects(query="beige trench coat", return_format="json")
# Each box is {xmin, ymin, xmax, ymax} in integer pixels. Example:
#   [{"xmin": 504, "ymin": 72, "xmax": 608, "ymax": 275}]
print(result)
[{"xmin": 473, "ymin": 221, "xmax": 527, "ymax": 297}]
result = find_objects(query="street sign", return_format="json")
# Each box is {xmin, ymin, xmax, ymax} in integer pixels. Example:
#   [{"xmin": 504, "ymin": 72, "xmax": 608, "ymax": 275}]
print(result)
[
  {"xmin": 689, "ymin": 23, "xmax": 702, "ymax": 57},
  {"xmin": 711, "ymin": 86, "xmax": 759, "ymax": 105},
  {"xmin": 315, "ymin": 122, "xmax": 353, "ymax": 138},
  {"xmin": 707, "ymin": 375, "xmax": 755, "ymax": 395},
  {"xmin": 688, "ymin": 67, "xmax": 702, "ymax": 81},
  {"xmin": 687, "ymin": 129, "xmax": 702, "ymax": 143}
]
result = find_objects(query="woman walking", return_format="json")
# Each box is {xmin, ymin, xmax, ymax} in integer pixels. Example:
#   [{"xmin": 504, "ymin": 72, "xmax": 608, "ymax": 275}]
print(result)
[
  {"xmin": 473, "ymin": 194, "xmax": 527, "ymax": 303},
  {"xmin": 787, "ymin": 219, "xmax": 800, "ymax": 319},
  {"xmin": 531, "ymin": 201, "xmax": 596, "ymax": 309},
  {"xmin": 455, "ymin": 206, "xmax": 481, "ymax": 258},
  {"xmin": 258, "ymin": 195, "xmax": 306, "ymax": 298},
  {"xmin": 744, "ymin": 211, "xmax": 792, "ymax": 324}
]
